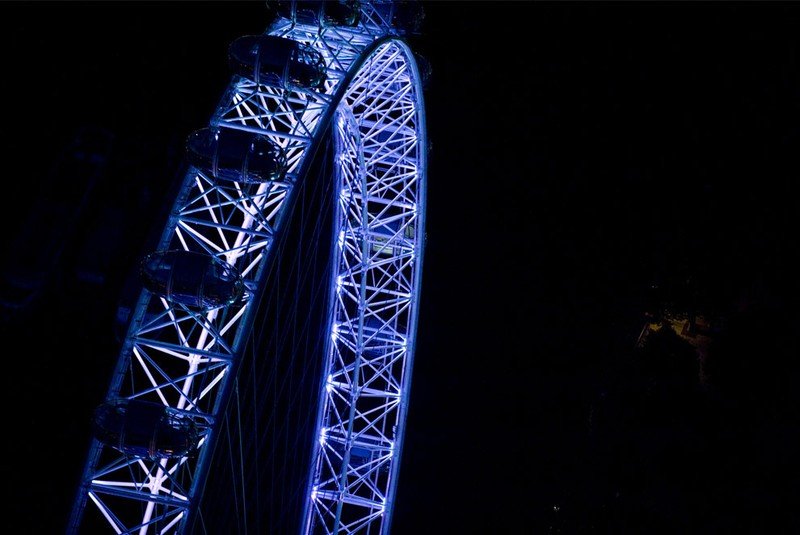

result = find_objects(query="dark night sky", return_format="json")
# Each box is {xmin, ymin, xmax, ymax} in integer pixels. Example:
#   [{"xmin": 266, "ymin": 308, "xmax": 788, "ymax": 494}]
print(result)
[{"xmin": 3, "ymin": 2, "xmax": 800, "ymax": 533}]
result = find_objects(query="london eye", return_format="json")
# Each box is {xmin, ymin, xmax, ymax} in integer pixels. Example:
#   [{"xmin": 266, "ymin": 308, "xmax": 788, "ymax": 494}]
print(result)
[{"xmin": 68, "ymin": 2, "xmax": 428, "ymax": 533}]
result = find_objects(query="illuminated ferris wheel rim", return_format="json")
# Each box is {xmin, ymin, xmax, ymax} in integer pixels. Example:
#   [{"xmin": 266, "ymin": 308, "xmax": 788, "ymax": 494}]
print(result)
[
  {"xmin": 303, "ymin": 37, "xmax": 426, "ymax": 534},
  {"xmin": 219, "ymin": 33, "xmax": 426, "ymax": 212},
  {"xmin": 215, "ymin": 29, "xmax": 428, "ymax": 533},
  {"xmin": 69, "ymin": 3, "xmax": 427, "ymax": 534}
]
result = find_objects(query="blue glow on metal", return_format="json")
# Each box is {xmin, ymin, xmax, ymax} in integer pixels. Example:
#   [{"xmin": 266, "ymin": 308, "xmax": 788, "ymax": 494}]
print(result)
[
  {"xmin": 301, "ymin": 36, "xmax": 427, "ymax": 534},
  {"xmin": 69, "ymin": 3, "xmax": 426, "ymax": 533}
]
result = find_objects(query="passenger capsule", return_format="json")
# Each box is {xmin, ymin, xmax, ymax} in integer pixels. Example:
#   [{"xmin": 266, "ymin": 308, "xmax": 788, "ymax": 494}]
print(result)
[
  {"xmin": 275, "ymin": 0, "xmax": 362, "ymax": 27},
  {"xmin": 92, "ymin": 399, "xmax": 201, "ymax": 459},
  {"xmin": 140, "ymin": 250, "xmax": 245, "ymax": 309},
  {"xmin": 229, "ymin": 35, "xmax": 326, "ymax": 89},
  {"xmin": 186, "ymin": 127, "xmax": 287, "ymax": 183}
]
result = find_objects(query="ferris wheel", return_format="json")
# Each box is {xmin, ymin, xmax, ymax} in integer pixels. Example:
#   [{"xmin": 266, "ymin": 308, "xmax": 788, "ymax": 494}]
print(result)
[{"xmin": 68, "ymin": 1, "xmax": 428, "ymax": 533}]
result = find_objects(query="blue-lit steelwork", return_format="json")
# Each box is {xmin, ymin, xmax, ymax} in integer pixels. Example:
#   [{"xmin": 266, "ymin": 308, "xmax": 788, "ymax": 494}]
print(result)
[{"xmin": 69, "ymin": 2, "xmax": 426, "ymax": 533}]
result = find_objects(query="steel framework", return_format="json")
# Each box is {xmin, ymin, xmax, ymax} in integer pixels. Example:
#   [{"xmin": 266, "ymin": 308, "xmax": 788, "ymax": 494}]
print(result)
[{"xmin": 69, "ymin": 3, "xmax": 426, "ymax": 534}]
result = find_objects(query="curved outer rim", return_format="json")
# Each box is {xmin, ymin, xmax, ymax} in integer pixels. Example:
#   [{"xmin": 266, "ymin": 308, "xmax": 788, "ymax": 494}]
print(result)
[
  {"xmin": 68, "ymin": 7, "xmax": 427, "ymax": 533},
  {"xmin": 380, "ymin": 38, "xmax": 426, "ymax": 532},
  {"xmin": 300, "ymin": 37, "xmax": 426, "ymax": 534}
]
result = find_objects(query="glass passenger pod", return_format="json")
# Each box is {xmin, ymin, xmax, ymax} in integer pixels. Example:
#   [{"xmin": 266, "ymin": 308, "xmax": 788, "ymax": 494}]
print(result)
[
  {"xmin": 139, "ymin": 250, "xmax": 246, "ymax": 309},
  {"xmin": 229, "ymin": 35, "xmax": 326, "ymax": 89},
  {"xmin": 92, "ymin": 399, "xmax": 201, "ymax": 459},
  {"xmin": 186, "ymin": 127, "xmax": 288, "ymax": 184},
  {"xmin": 274, "ymin": 1, "xmax": 362, "ymax": 27}
]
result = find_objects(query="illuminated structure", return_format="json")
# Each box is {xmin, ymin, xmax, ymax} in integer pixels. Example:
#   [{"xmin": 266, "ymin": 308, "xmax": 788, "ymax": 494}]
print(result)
[{"xmin": 68, "ymin": 2, "xmax": 427, "ymax": 533}]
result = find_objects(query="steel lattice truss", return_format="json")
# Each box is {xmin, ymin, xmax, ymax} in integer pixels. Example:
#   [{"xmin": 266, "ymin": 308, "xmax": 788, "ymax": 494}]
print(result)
[
  {"xmin": 304, "ymin": 40, "xmax": 424, "ymax": 534},
  {"xmin": 69, "ymin": 3, "xmax": 426, "ymax": 534}
]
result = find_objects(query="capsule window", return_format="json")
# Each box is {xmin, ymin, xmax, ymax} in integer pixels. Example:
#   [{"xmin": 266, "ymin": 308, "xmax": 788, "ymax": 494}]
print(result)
[
  {"xmin": 140, "ymin": 250, "xmax": 245, "ymax": 309},
  {"xmin": 277, "ymin": 1, "xmax": 361, "ymax": 27},
  {"xmin": 229, "ymin": 35, "xmax": 326, "ymax": 89}
]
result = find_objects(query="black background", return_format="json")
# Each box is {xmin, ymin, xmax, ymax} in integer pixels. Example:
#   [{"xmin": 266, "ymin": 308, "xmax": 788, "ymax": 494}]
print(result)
[{"xmin": 3, "ymin": 2, "xmax": 800, "ymax": 533}]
